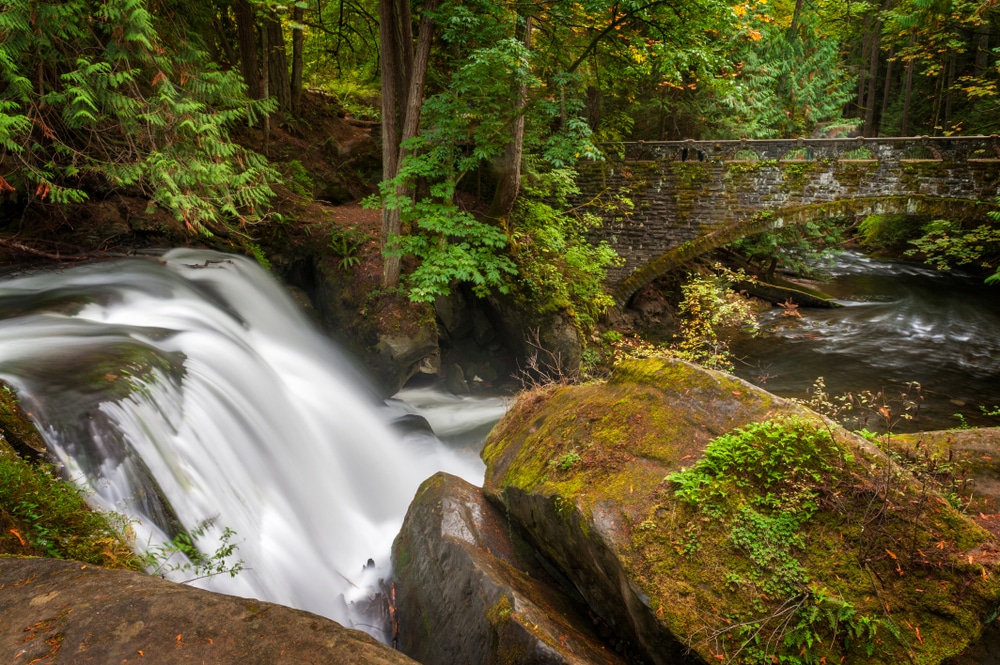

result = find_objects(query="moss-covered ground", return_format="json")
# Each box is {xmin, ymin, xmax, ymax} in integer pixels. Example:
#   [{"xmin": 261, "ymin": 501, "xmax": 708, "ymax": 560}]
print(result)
[{"xmin": 483, "ymin": 358, "xmax": 1000, "ymax": 665}]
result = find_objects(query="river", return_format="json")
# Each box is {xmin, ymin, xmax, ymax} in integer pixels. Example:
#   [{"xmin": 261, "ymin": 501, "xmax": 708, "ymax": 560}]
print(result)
[
  {"xmin": 730, "ymin": 250, "xmax": 1000, "ymax": 431},
  {"xmin": 0, "ymin": 249, "xmax": 505, "ymax": 638}
]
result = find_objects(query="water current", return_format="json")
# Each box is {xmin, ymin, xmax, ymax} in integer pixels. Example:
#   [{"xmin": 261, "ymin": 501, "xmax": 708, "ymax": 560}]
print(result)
[
  {"xmin": 0, "ymin": 249, "xmax": 506, "ymax": 637},
  {"xmin": 730, "ymin": 250, "xmax": 1000, "ymax": 431}
]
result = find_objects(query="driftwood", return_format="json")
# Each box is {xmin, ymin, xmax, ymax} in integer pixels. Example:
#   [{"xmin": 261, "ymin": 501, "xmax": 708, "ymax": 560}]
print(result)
[{"xmin": 0, "ymin": 238, "xmax": 128, "ymax": 263}]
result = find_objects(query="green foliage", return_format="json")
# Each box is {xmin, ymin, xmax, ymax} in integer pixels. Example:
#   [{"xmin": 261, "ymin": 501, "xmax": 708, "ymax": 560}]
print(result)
[
  {"xmin": 329, "ymin": 225, "xmax": 371, "ymax": 271},
  {"xmin": 730, "ymin": 218, "xmax": 847, "ymax": 279},
  {"xmin": 670, "ymin": 417, "xmax": 835, "ymax": 514},
  {"xmin": 906, "ymin": 208, "xmax": 1000, "ymax": 284},
  {"xmin": 316, "ymin": 79, "xmax": 380, "ymax": 121},
  {"xmin": 282, "ymin": 160, "xmax": 315, "ymax": 198},
  {"xmin": 0, "ymin": 0, "xmax": 279, "ymax": 232},
  {"xmin": 857, "ymin": 214, "xmax": 919, "ymax": 251},
  {"xmin": 140, "ymin": 523, "xmax": 244, "ymax": 582},
  {"xmin": 506, "ymin": 164, "xmax": 622, "ymax": 331},
  {"xmin": 551, "ymin": 450, "xmax": 582, "ymax": 471},
  {"xmin": 669, "ymin": 417, "xmax": 882, "ymax": 664},
  {"xmin": 0, "ymin": 451, "xmax": 139, "ymax": 568},
  {"xmin": 374, "ymin": 1, "xmax": 609, "ymax": 304},
  {"xmin": 672, "ymin": 266, "xmax": 758, "ymax": 371},
  {"xmin": 381, "ymin": 146, "xmax": 516, "ymax": 301},
  {"xmin": 246, "ymin": 242, "xmax": 271, "ymax": 271},
  {"xmin": 710, "ymin": 11, "xmax": 855, "ymax": 138}
]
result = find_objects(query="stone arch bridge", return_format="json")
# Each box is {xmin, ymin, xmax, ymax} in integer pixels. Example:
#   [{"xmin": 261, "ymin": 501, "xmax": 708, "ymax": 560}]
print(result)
[{"xmin": 576, "ymin": 136, "xmax": 1000, "ymax": 305}]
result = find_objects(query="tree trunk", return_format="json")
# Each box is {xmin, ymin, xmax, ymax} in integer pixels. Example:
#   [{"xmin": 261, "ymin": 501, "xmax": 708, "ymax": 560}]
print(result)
[
  {"xmin": 863, "ymin": 27, "xmax": 881, "ymax": 136},
  {"xmin": 262, "ymin": 22, "xmax": 270, "ymax": 154},
  {"xmin": 264, "ymin": 16, "xmax": 292, "ymax": 112},
  {"xmin": 585, "ymin": 84, "xmax": 601, "ymax": 132},
  {"xmin": 291, "ymin": 6, "xmax": 304, "ymax": 113},
  {"xmin": 234, "ymin": 0, "xmax": 260, "ymax": 99},
  {"xmin": 380, "ymin": 0, "xmax": 432, "ymax": 289},
  {"xmin": 490, "ymin": 13, "xmax": 532, "ymax": 220},
  {"xmin": 975, "ymin": 32, "xmax": 990, "ymax": 78},
  {"xmin": 900, "ymin": 33, "xmax": 916, "ymax": 136},
  {"xmin": 789, "ymin": 0, "xmax": 806, "ymax": 37},
  {"xmin": 879, "ymin": 44, "xmax": 895, "ymax": 135},
  {"xmin": 379, "ymin": 0, "xmax": 404, "ymax": 288},
  {"xmin": 214, "ymin": 16, "xmax": 239, "ymax": 70},
  {"xmin": 856, "ymin": 17, "xmax": 873, "ymax": 114},
  {"xmin": 944, "ymin": 51, "xmax": 956, "ymax": 129}
]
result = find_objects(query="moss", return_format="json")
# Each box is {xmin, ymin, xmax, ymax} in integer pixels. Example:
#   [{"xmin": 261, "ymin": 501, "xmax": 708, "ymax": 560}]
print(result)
[
  {"xmin": 832, "ymin": 160, "xmax": 880, "ymax": 192},
  {"xmin": 0, "ymin": 382, "xmax": 46, "ymax": 457},
  {"xmin": 779, "ymin": 160, "xmax": 822, "ymax": 194},
  {"xmin": 483, "ymin": 358, "xmax": 1000, "ymax": 665},
  {"xmin": 486, "ymin": 594, "xmax": 514, "ymax": 626}
]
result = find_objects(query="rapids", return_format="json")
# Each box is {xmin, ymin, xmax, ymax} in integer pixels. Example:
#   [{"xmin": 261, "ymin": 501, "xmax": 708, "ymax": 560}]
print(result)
[
  {"xmin": 731, "ymin": 251, "xmax": 1000, "ymax": 430},
  {"xmin": 0, "ymin": 249, "xmax": 502, "ymax": 637}
]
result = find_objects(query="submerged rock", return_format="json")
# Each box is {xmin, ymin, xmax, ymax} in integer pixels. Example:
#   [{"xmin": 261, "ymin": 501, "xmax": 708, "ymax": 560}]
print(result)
[
  {"xmin": 392, "ymin": 472, "xmax": 626, "ymax": 665},
  {"xmin": 482, "ymin": 357, "xmax": 1000, "ymax": 665},
  {"xmin": 0, "ymin": 557, "xmax": 416, "ymax": 665}
]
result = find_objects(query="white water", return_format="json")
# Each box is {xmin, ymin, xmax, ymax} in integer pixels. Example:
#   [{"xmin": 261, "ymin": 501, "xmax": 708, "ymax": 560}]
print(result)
[{"xmin": 0, "ymin": 249, "xmax": 499, "ymax": 636}]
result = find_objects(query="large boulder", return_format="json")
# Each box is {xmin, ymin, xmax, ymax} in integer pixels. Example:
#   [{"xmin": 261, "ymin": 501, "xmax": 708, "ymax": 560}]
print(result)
[
  {"xmin": 0, "ymin": 557, "xmax": 416, "ymax": 665},
  {"xmin": 889, "ymin": 428, "xmax": 1000, "ymax": 528},
  {"xmin": 482, "ymin": 357, "xmax": 1000, "ymax": 665},
  {"xmin": 392, "ymin": 472, "xmax": 627, "ymax": 665}
]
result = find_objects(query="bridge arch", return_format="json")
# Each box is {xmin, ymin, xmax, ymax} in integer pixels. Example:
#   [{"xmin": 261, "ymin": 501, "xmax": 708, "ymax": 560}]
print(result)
[
  {"xmin": 611, "ymin": 196, "xmax": 1000, "ymax": 305},
  {"xmin": 572, "ymin": 137, "xmax": 1000, "ymax": 307}
]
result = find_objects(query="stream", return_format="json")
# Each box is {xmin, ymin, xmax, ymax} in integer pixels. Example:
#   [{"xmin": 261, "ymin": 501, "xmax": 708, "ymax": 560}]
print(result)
[
  {"xmin": 0, "ymin": 249, "xmax": 506, "ymax": 638},
  {"xmin": 730, "ymin": 250, "xmax": 1000, "ymax": 431}
]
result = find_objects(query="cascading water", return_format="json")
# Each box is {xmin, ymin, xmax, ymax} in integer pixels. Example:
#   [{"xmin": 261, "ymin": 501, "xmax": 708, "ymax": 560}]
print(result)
[{"xmin": 0, "ymin": 248, "xmax": 501, "ymax": 637}]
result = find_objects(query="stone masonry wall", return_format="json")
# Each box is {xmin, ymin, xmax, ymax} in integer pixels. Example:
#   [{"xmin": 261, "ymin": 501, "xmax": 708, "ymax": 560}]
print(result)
[{"xmin": 576, "ymin": 136, "xmax": 1000, "ymax": 299}]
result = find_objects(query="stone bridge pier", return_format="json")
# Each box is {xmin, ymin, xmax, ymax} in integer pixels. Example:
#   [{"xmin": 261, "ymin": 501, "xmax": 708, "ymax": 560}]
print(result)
[{"xmin": 575, "ymin": 136, "xmax": 1000, "ymax": 305}]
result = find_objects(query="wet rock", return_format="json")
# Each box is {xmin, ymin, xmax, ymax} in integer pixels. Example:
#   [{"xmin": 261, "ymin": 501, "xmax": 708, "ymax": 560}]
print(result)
[
  {"xmin": 0, "ymin": 557, "xmax": 416, "ymax": 665},
  {"xmin": 445, "ymin": 363, "xmax": 470, "ymax": 395},
  {"xmin": 435, "ymin": 291, "xmax": 474, "ymax": 340},
  {"xmin": 482, "ymin": 357, "xmax": 1000, "ymax": 665},
  {"xmin": 391, "ymin": 472, "xmax": 626, "ymax": 665},
  {"xmin": 374, "ymin": 327, "xmax": 440, "ymax": 391},
  {"xmin": 389, "ymin": 413, "xmax": 435, "ymax": 437}
]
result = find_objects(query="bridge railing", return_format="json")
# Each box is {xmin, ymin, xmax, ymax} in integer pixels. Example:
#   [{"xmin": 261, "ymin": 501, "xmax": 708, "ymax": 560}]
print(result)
[{"xmin": 605, "ymin": 136, "xmax": 1000, "ymax": 164}]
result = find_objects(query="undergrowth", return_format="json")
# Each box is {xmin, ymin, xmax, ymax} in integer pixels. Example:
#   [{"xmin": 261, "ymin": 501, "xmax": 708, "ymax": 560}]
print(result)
[
  {"xmin": 0, "ymin": 449, "xmax": 139, "ymax": 568},
  {"xmin": 668, "ymin": 417, "xmax": 885, "ymax": 664}
]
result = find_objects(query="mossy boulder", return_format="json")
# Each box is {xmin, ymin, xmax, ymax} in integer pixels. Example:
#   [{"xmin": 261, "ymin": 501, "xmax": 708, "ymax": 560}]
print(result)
[
  {"xmin": 391, "ymin": 472, "xmax": 626, "ymax": 665},
  {"xmin": 482, "ymin": 357, "xmax": 1000, "ymax": 665},
  {"xmin": 889, "ymin": 428, "xmax": 1000, "ymax": 539}
]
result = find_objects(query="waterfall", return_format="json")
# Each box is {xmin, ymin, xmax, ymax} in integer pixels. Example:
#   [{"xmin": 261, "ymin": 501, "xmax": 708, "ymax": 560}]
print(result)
[{"xmin": 0, "ymin": 249, "xmax": 499, "ymax": 636}]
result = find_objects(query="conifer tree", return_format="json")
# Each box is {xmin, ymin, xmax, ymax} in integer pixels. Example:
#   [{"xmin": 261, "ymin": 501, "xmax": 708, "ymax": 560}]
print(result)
[{"xmin": 0, "ymin": 0, "xmax": 278, "ymax": 234}]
